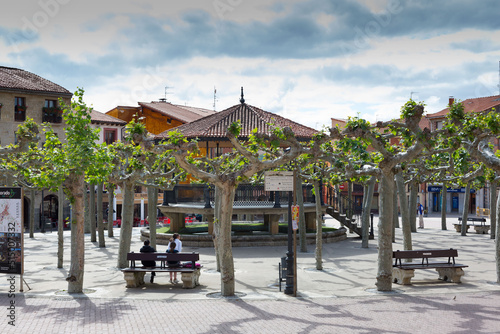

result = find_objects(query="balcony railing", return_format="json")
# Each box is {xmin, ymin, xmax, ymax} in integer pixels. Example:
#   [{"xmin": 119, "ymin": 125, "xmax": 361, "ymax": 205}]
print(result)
[
  {"xmin": 42, "ymin": 107, "xmax": 63, "ymax": 123},
  {"xmin": 14, "ymin": 105, "xmax": 26, "ymax": 122},
  {"xmin": 164, "ymin": 183, "xmax": 316, "ymax": 207}
]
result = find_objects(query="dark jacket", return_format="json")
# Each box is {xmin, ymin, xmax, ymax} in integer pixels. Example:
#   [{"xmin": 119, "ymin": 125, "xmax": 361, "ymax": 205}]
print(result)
[
  {"xmin": 140, "ymin": 245, "xmax": 156, "ymax": 267},
  {"xmin": 166, "ymin": 249, "xmax": 180, "ymax": 267}
]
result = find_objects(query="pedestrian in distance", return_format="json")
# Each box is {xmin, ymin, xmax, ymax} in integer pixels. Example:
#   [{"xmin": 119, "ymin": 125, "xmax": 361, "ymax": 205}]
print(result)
[
  {"xmin": 417, "ymin": 203, "xmax": 424, "ymax": 229},
  {"xmin": 168, "ymin": 233, "xmax": 182, "ymax": 252}
]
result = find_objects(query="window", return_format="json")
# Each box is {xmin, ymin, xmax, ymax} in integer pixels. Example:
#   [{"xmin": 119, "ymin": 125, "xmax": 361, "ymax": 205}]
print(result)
[
  {"xmin": 435, "ymin": 121, "xmax": 443, "ymax": 130},
  {"xmin": 104, "ymin": 129, "xmax": 117, "ymax": 145},
  {"xmin": 14, "ymin": 97, "xmax": 26, "ymax": 122},
  {"xmin": 44, "ymin": 100, "xmax": 57, "ymax": 108},
  {"xmin": 43, "ymin": 99, "xmax": 62, "ymax": 123}
]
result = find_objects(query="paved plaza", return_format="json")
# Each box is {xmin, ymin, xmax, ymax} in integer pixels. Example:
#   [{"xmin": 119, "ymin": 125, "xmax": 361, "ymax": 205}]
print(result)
[{"xmin": 1, "ymin": 214, "xmax": 500, "ymax": 333}]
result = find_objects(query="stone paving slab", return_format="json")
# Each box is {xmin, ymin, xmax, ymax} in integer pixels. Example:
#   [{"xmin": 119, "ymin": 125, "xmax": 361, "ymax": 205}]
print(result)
[
  {"xmin": 1, "ymin": 213, "xmax": 500, "ymax": 333},
  {"xmin": 2, "ymin": 292, "xmax": 500, "ymax": 333}
]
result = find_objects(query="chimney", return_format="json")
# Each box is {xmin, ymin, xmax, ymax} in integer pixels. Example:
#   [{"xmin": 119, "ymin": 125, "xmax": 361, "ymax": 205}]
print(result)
[{"xmin": 449, "ymin": 96, "xmax": 454, "ymax": 106}]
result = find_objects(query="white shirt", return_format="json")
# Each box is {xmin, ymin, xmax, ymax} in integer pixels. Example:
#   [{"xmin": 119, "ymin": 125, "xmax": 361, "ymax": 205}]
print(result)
[{"xmin": 167, "ymin": 238, "xmax": 182, "ymax": 253}]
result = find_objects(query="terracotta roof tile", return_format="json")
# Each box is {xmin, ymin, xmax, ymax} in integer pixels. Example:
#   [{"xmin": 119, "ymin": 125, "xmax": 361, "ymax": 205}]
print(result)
[
  {"xmin": 91, "ymin": 110, "xmax": 127, "ymax": 125},
  {"xmin": 427, "ymin": 95, "xmax": 500, "ymax": 119},
  {"xmin": 174, "ymin": 104, "xmax": 215, "ymax": 117},
  {"xmin": 155, "ymin": 103, "xmax": 318, "ymax": 141},
  {"xmin": 0, "ymin": 66, "xmax": 72, "ymax": 96},
  {"xmin": 139, "ymin": 101, "xmax": 216, "ymax": 123}
]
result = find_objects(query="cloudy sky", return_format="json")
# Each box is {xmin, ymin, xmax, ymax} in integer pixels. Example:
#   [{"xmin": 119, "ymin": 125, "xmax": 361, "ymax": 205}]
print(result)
[{"xmin": 2, "ymin": 0, "xmax": 500, "ymax": 129}]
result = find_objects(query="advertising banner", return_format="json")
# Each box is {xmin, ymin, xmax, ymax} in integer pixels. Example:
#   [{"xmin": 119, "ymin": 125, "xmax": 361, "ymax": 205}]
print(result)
[
  {"xmin": 292, "ymin": 205, "xmax": 299, "ymax": 230},
  {"xmin": 0, "ymin": 187, "xmax": 23, "ymax": 275}
]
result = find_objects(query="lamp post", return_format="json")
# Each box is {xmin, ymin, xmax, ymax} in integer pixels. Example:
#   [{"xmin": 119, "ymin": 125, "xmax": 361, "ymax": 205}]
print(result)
[{"xmin": 284, "ymin": 190, "xmax": 294, "ymax": 295}]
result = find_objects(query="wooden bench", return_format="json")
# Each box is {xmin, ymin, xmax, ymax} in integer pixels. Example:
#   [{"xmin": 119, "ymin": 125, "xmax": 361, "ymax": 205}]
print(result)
[
  {"xmin": 455, "ymin": 217, "xmax": 489, "ymax": 234},
  {"xmin": 121, "ymin": 252, "xmax": 202, "ymax": 288},
  {"xmin": 392, "ymin": 249, "xmax": 468, "ymax": 285}
]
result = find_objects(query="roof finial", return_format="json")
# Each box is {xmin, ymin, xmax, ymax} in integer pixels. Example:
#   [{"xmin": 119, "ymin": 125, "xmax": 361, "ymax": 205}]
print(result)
[{"xmin": 240, "ymin": 86, "xmax": 245, "ymax": 104}]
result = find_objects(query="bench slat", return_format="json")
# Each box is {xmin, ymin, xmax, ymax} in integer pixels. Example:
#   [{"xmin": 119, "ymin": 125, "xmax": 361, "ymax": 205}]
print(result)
[
  {"xmin": 395, "ymin": 263, "xmax": 468, "ymax": 270},
  {"xmin": 393, "ymin": 249, "xmax": 458, "ymax": 259},
  {"xmin": 122, "ymin": 267, "xmax": 198, "ymax": 273},
  {"xmin": 127, "ymin": 252, "xmax": 199, "ymax": 261}
]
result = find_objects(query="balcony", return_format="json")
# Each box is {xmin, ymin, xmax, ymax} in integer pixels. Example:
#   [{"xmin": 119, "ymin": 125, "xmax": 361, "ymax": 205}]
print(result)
[
  {"xmin": 42, "ymin": 107, "xmax": 63, "ymax": 123},
  {"xmin": 14, "ymin": 105, "xmax": 27, "ymax": 122}
]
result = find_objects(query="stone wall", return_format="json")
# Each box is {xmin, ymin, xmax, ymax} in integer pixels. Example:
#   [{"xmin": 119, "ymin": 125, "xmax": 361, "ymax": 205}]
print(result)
[
  {"xmin": 141, "ymin": 227, "xmax": 347, "ymax": 247},
  {"xmin": 0, "ymin": 91, "xmax": 70, "ymax": 145}
]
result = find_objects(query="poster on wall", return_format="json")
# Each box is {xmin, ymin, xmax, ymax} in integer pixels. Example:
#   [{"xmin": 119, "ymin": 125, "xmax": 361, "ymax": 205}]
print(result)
[{"xmin": 0, "ymin": 187, "xmax": 23, "ymax": 275}]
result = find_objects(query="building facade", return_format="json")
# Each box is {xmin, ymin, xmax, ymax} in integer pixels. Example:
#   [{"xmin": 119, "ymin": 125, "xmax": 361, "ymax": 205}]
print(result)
[{"xmin": 0, "ymin": 66, "xmax": 73, "ymax": 229}]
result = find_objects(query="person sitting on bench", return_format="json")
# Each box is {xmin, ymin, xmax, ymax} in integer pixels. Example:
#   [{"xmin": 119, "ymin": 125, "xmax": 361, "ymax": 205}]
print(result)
[
  {"xmin": 140, "ymin": 239, "xmax": 156, "ymax": 283},
  {"xmin": 166, "ymin": 239, "xmax": 180, "ymax": 284}
]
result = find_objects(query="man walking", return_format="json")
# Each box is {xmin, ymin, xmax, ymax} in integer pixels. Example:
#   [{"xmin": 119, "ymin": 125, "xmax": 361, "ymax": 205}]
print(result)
[{"xmin": 417, "ymin": 203, "xmax": 424, "ymax": 229}]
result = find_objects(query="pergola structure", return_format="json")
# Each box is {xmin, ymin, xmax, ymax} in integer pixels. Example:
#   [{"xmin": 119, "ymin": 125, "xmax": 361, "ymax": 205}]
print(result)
[{"xmin": 154, "ymin": 89, "xmax": 322, "ymax": 235}]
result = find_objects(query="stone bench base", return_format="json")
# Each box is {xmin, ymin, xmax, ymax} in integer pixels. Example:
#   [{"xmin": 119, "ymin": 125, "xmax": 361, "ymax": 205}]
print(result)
[
  {"xmin": 181, "ymin": 269, "xmax": 201, "ymax": 288},
  {"xmin": 392, "ymin": 268, "xmax": 414, "ymax": 285},
  {"xmin": 473, "ymin": 225, "xmax": 490, "ymax": 234},
  {"xmin": 453, "ymin": 224, "xmax": 490, "ymax": 234},
  {"xmin": 123, "ymin": 269, "xmax": 201, "ymax": 288},
  {"xmin": 393, "ymin": 267, "xmax": 465, "ymax": 285},
  {"xmin": 453, "ymin": 224, "xmax": 471, "ymax": 232},
  {"xmin": 436, "ymin": 267, "xmax": 465, "ymax": 283},
  {"xmin": 124, "ymin": 271, "xmax": 146, "ymax": 288}
]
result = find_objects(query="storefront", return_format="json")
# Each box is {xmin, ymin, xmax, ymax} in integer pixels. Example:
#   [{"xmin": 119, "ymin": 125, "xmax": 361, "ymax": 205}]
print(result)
[{"xmin": 427, "ymin": 186, "xmax": 476, "ymax": 214}]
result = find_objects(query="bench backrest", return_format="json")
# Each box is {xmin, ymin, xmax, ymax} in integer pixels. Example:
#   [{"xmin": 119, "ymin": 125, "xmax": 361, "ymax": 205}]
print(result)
[
  {"xmin": 393, "ymin": 249, "xmax": 458, "ymax": 259},
  {"xmin": 127, "ymin": 252, "xmax": 199, "ymax": 268},
  {"xmin": 393, "ymin": 249, "xmax": 458, "ymax": 266},
  {"xmin": 458, "ymin": 217, "xmax": 486, "ymax": 222}
]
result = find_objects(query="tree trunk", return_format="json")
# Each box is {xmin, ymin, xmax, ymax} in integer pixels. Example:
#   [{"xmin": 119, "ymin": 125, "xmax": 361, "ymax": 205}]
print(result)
[
  {"xmin": 215, "ymin": 183, "xmax": 236, "ymax": 296},
  {"xmin": 336, "ymin": 184, "xmax": 342, "ymax": 213},
  {"xmin": 395, "ymin": 173, "xmax": 412, "ymax": 250},
  {"xmin": 107, "ymin": 183, "xmax": 115, "ymax": 237},
  {"xmin": 67, "ymin": 175, "xmax": 85, "ymax": 293},
  {"xmin": 496, "ymin": 191, "xmax": 500, "ymax": 282},
  {"xmin": 376, "ymin": 172, "xmax": 394, "ymax": 291},
  {"xmin": 362, "ymin": 176, "xmax": 376, "ymax": 248},
  {"xmin": 393, "ymin": 179, "xmax": 399, "ymax": 228},
  {"xmin": 213, "ymin": 186, "xmax": 221, "ymax": 272},
  {"xmin": 29, "ymin": 189, "xmax": 35, "ymax": 238},
  {"xmin": 57, "ymin": 185, "xmax": 64, "ymax": 268},
  {"xmin": 147, "ymin": 185, "xmax": 158, "ymax": 248},
  {"xmin": 441, "ymin": 183, "xmax": 448, "ymax": 230},
  {"xmin": 97, "ymin": 182, "xmax": 105, "ymax": 247},
  {"xmin": 89, "ymin": 183, "xmax": 96, "ymax": 242},
  {"xmin": 490, "ymin": 180, "xmax": 497, "ymax": 240},
  {"xmin": 461, "ymin": 182, "xmax": 471, "ymax": 236},
  {"xmin": 409, "ymin": 182, "xmax": 418, "ymax": 232},
  {"xmin": 84, "ymin": 184, "xmax": 90, "ymax": 233},
  {"xmin": 347, "ymin": 181, "xmax": 353, "ymax": 221},
  {"xmin": 295, "ymin": 177, "xmax": 307, "ymax": 253},
  {"xmin": 117, "ymin": 182, "xmax": 135, "ymax": 268},
  {"xmin": 313, "ymin": 180, "xmax": 323, "ymax": 270}
]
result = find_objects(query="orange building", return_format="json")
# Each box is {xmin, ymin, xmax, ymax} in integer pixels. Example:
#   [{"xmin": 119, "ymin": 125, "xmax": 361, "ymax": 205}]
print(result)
[{"xmin": 106, "ymin": 100, "xmax": 216, "ymax": 135}]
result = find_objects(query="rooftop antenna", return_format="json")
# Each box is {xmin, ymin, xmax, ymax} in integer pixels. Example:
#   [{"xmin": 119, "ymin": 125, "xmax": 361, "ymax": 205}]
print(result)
[
  {"xmin": 213, "ymin": 86, "xmax": 217, "ymax": 111},
  {"xmin": 160, "ymin": 86, "xmax": 173, "ymax": 102},
  {"xmin": 410, "ymin": 91, "xmax": 418, "ymax": 100}
]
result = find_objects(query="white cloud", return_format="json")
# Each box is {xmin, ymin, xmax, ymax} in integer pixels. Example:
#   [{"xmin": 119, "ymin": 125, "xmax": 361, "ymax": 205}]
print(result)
[{"xmin": 2, "ymin": 0, "xmax": 500, "ymax": 130}]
